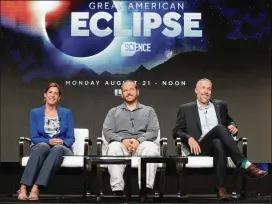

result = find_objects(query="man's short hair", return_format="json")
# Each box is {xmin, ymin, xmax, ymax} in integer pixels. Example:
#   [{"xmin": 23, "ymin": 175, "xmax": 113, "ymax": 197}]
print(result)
[
  {"xmin": 121, "ymin": 80, "xmax": 138, "ymax": 91},
  {"xmin": 196, "ymin": 78, "xmax": 212, "ymax": 88}
]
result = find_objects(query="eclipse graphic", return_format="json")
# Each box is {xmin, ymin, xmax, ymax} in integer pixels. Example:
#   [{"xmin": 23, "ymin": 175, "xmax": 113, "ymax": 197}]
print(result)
[{"xmin": 45, "ymin": 1, "xmax": 116, "ymax": 57}]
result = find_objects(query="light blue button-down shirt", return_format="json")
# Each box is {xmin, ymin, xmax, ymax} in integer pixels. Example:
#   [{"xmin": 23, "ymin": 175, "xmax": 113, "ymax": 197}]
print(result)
[{"xmin": 197, "ymin": 100, "xmax": 218, "ymax": 141}]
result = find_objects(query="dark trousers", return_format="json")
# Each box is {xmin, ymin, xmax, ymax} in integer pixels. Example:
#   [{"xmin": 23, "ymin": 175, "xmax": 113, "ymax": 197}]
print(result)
[
  {"xmin": 20, "ymin": 143, "xmax": 73, "ymax": 187},
  {"xmin": 199, "ymin": 125, "xmax": 246, "ymax": 188}
]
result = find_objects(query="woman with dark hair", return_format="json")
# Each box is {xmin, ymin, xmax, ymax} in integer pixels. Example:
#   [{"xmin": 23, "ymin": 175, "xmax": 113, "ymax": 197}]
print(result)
[{"xmin": 17, "ymin": 83, "xmax": 75, "ymax": 200}]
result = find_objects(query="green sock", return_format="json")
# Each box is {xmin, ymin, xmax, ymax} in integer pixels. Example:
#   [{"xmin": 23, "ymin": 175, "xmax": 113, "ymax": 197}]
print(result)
[{"xmin": 241, "ymin": 160, "xmax": 251, "ymax": 169}]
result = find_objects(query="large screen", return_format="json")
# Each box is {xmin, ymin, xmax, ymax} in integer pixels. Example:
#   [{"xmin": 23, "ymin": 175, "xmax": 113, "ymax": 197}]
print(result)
[{"xmin": 0, "ymin": 0, "xmax": 271, "ymax": 162}]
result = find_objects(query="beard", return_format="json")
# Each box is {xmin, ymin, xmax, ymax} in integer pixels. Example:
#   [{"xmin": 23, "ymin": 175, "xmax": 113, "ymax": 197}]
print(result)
[{"xmin": 123, "ymin": 95, "xmax": 138, "ymax": 104}]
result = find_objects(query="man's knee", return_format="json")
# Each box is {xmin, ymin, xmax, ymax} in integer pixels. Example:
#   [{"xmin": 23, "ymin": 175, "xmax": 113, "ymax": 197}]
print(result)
[
  {"xmin": 107, "ymin": 141, "xmax": 124, "ymax": 155},
  {"xmin": 214, "ymin": 124, "xmax": 226, "ymax": 131},
  {"xmin": 213, "ymin": 125, "xmax": 230, "ymax": 136},
  {"xmin": 138, "ymin": 141, "xmax": 159, "ymax": 156},
  {"xmin": 212, "ymin": 139, "xmax": 223, "ymax": 148}
]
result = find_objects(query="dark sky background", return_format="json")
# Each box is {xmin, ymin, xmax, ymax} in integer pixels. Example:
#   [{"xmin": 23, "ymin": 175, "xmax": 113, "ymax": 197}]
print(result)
[{"xmin": 188, "ymin": 0, "xmax": 271, "ymax": 48}]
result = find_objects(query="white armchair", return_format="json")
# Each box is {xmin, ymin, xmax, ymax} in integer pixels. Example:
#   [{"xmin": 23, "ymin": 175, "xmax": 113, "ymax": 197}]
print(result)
[
  {"xmin": 96, "ymin": 130, "xmax": 167, "ymax": 198},
  {"xmin": 175, "ymin": 136, "xmax": 247, "ymax": 198},
  {"xmin": 19, "ymin": 128, "xmax": 91, "ymax": 197}
]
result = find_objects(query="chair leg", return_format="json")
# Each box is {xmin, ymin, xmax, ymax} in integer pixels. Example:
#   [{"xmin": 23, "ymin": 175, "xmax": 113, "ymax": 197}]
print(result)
[
  {"xmin": 231, "ymin": 170, "xmax": 239, "ymax": 199},
  {"xmin": 84, "ymin": 158, "xmax": 93, "ymax": 199},
  {"xmin": 159, "ymin": 168, "xmax": 165, "ymax": 198},
  {"xmin": 240, "ymin": 171, "xmax": 247, "ymax": 199},
  {"xmin": 83, "ymin": 167, "xmax": 87, "ymax": 199},
  {"xmin": 97, "ymin": 166, "xmax": 103, "ymax": 200},
  {"xmin": 177, "ymin": 164, "xmax": 186, "ymax": 198},
  {"xmin": 125, "ymin": 166, "xmax": 131, "ymax": 200}
]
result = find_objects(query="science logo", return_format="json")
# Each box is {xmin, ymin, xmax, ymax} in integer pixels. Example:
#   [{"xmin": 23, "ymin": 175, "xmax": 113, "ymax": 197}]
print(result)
[{"xmin": 121, "ymin": 42, "xmax": 151, "ymax": 56}]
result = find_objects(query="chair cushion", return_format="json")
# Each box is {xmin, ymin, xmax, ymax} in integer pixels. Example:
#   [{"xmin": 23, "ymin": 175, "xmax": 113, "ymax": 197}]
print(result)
[
  {"xmin": 21, "ymin": 156, "xmax": 84, "ymax": 168},
  {"xmin": 72, "ymin": 129, "xmax": 89, "ymax": 155},
  {"xmin": 185, "ymin": 156, "xmax": 236, "ymax": 168},
  {"xmin": 100, "ymin": 157, "xmax": 163, "ymax": 168}
]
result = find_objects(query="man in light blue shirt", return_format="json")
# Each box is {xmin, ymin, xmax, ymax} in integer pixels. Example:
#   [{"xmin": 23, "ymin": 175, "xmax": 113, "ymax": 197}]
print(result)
[
  {"xmin": 197, "ymin": 100, "xmax": 218, "ymax": 141},
  {"xmin": 173, "ymin": 78, "xmax": 268, "ymax": 200}
]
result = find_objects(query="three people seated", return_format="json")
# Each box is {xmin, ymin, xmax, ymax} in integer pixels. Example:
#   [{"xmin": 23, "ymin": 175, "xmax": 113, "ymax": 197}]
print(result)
[{"xmin": 17, "ymin": 80, "xmax": 268, "ymax": 200}]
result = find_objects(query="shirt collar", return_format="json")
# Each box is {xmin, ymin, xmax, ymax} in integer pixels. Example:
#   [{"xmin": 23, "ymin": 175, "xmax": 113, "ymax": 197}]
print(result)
[
  {"xmin": 197, "ymin": 100, "xmax": 211, "ymax": 110},
  {"xmin": 120, "ymin": 102, "xmax": 143, "ymax": 110}
]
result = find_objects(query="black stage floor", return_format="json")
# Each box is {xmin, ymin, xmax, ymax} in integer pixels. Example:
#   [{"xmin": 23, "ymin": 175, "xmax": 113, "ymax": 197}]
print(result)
[
  {"xmin": 0, "ymin": 195, "xmax": 272, "ymax": 204},
  {"xmin": 0, "ymin": 162, "xmax": 271, "ymax": 203}
]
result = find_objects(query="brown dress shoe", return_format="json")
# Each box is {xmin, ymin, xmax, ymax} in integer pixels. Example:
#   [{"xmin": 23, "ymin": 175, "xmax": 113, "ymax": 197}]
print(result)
[
  {"xmin": 217, "ymin": 188, "xmax": 231, "ymax": 200},
  {"xmin": 246, "ymin": 164, "xmax": 268, "ymax": 179}
]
